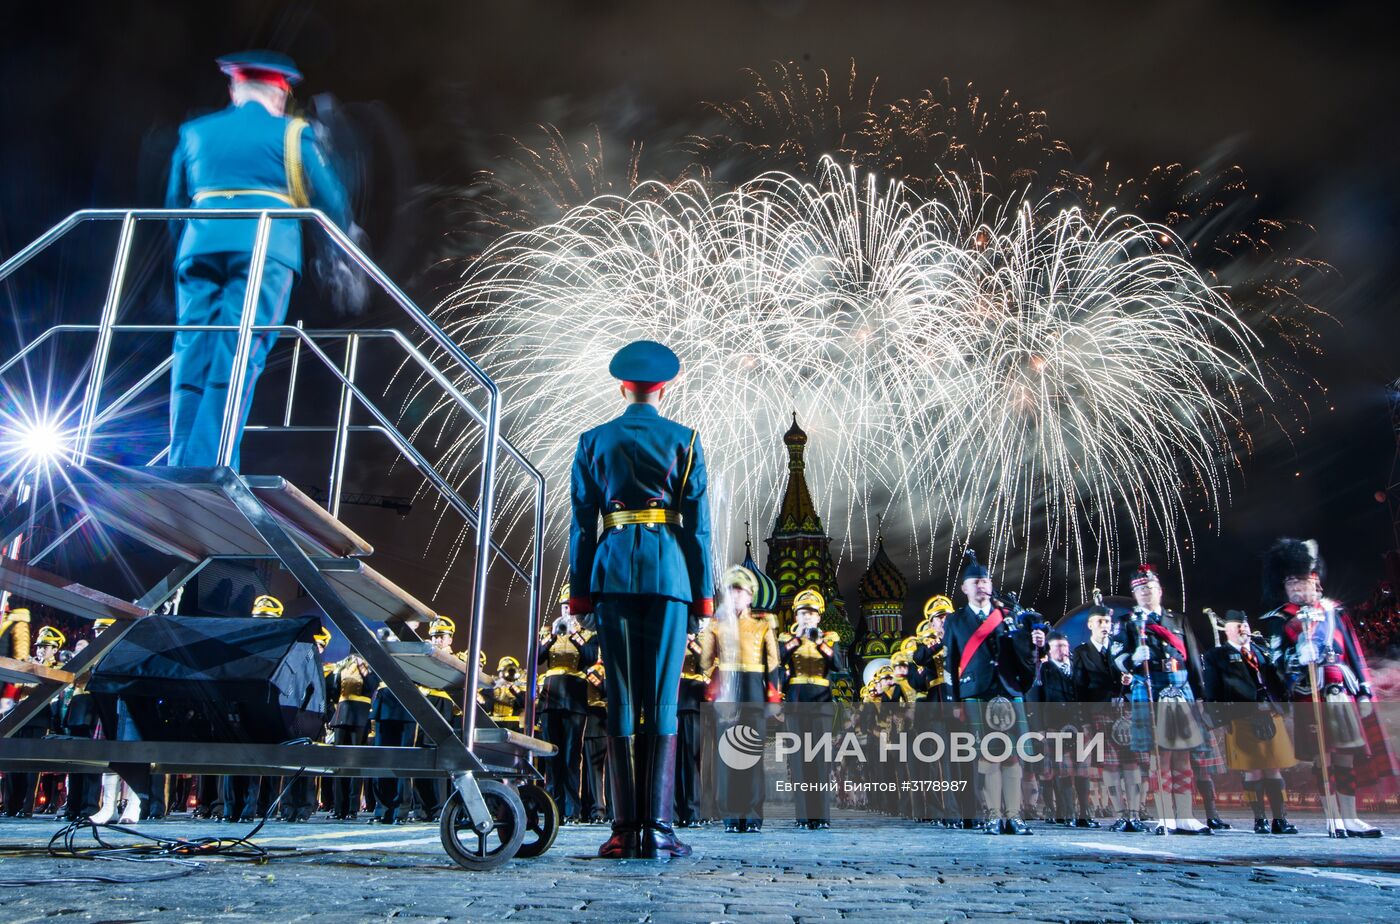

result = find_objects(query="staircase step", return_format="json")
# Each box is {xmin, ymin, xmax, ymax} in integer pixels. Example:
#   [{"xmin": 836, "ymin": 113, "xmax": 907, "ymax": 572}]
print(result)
[
  {"xmin": 474, "ymin": 726, "xmax": 556, "ymax": 757},
  {"xmin": 0, "ymin": 656, "xmax": 74, "ymax": 686},
  {"xmin": 384, "ymin": 640, "xmax": 472, "ymax": 690},
  {"xmin": 55, "ymin": 466, "xmax": 372, "ymax": 562},
  {"xmin": 311, "ymin": 558, "xmax": 437, "ymax": 627},
  {"xmin": 0, "ymin": 557, "xmax": 149, "ymax": 623}
]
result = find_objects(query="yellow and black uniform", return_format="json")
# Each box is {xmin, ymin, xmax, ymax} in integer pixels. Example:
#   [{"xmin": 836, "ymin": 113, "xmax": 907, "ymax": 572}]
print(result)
[
  {"xmin": 780, "ymin": 617, "xmax": 841, "ymax": 829},
  {"xmin": 702, "ymin": 562, "xmax": 782, "ymax": 833},
  {"xmin": 328, "ymin": 656, "xmax": 378, "ymax": 819},
  {"xmin": 490, "ymin": 657, "xmax": 527, "ymax": 730},
  {"xmin": 580, "ymin": 662, "xmax": 609, "ymax": 823},
  {"xmin": 536, "ymin": 612, "xmax": 600, "ymax": 822},
  {"xmin": 675, "ymin": 631, "xmax": 713, "ymax": 826}
]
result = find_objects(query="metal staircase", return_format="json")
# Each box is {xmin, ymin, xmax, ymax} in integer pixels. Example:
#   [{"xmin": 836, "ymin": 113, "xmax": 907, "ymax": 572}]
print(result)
[{"xmin": 0, "ymin": 208, "xmax": 556, "ymax": 869}]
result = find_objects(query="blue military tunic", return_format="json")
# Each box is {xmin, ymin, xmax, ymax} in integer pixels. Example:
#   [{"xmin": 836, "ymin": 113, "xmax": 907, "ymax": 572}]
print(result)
[
  {"xmin": 568, "ymin": 401, "xmax": 713, "ymax": 736},
  {"xmin": 164, "ymin": 101, "xmax": 350, "ymax": 470},
  {"xmin": 568, "ymin": 403, "xmax": 713, "ymax": 608}
]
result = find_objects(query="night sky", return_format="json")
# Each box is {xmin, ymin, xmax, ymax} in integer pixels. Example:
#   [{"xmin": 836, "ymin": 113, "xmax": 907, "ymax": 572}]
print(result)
[{"xmin": 3, "ymin": 1, "xmax": 1399, "ymax": 649}]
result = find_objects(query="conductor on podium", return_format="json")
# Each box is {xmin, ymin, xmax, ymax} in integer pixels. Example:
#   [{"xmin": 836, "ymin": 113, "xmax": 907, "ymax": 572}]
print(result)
[
  {"xmin": 568, "ymin": 340, "xmax": 713, "ymax": 859},
  {"xmin": 165, "ymin": 50, "xmax": 351, "ymax": 470}
]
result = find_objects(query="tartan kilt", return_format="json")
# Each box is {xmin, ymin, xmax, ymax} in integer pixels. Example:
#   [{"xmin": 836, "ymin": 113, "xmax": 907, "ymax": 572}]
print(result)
[
  {"xmin": 1128, "ymin": 672, "xmax": 1209, "ymax": 754},
  {"xmin": 1189, "ymin": 725, "xmax": 1227, "ymax": 774},
  {"xmin": 1092, "ymin": 704, "xmax": 1141, "ymax": 770}
]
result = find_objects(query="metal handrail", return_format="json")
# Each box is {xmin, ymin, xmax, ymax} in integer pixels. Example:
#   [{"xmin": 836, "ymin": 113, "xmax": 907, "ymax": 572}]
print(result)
[{"xmin": 0, "ymin": 207, "xmax": 547, "ymax": 740}]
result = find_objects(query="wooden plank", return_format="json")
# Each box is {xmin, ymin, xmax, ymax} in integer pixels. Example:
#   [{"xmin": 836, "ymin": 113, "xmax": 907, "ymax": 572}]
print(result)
[
  {"xmin": 0, "ymin": 656, "xmax": 74, "ymax": 686},
  {"xmin": 0, "ymin": 557, "xmax": 149, "ymax": 622}
]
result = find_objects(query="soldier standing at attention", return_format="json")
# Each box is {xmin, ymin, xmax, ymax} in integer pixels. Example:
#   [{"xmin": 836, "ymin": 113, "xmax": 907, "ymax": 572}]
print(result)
[
  {"xmin": 568, "ymin": 340, "xmax": 713, "ymax": 859},
  {"xmin": 165, "ymin": 50, "xmax": 351, "ymax": 469}
]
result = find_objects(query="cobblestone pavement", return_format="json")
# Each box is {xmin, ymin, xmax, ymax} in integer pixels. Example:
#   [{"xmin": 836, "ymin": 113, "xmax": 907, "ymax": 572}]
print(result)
[{"xmin": 1, "ymin": 813, "xmax": 1398, "ymax": 922}]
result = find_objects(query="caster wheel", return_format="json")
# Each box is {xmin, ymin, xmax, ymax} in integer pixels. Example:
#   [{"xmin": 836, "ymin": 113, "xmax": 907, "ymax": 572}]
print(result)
[
  {"xmin": 440, "ymin": 778, "xmax": 525, "ymax": 871},
  {"xmin": 516, "ymin": 783, "xmax": 560, "ymax": 859}
]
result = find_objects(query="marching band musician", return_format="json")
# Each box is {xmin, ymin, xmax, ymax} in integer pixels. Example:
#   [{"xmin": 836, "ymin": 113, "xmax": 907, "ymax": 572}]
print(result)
[
  {"xmin": 490, "ymin": 656, "xmax": 528, "ymax": 730},
  {"xmin": 701, "ymin": 564, "xmax": 782, "ymax": 834},
  {"xmin": 580, "ymin": 661, "xmax": 610, "ymax": 825},
  {"xmin": 536, "ymin": 586, "xmax": 599, "ymax": 824},
  {"xmin": 0, "ymin": 623, "xmax": 61, "ymax": 818},
  {"xmin": 779, "ymin": 588, "xmax": 841, "ymax": 830},
  {"xmin": 1201, "ymin": 610, "xmax": 1298, "ymax": 834},
  {"xmin": 943, "ymin": 551, "xmax": 1043, "ymax": 835},
  {"xmin": 1258, "ymin": 538, "xmax": 1389, "ymax": 838},
  {"xmin": 676, "ymin": 615, "xmax": 713, "ymax": 829},
  {"xmin": 1072, "ymin": 601, "xmax": 1144, "ymax": 832},
  {"xmin": 328, "ymin": 648, "xmax": 377, "ymax": 820},
  {"xmin": 1112, "ymin": 564, "xmax": 1213, "ymax": 835}
]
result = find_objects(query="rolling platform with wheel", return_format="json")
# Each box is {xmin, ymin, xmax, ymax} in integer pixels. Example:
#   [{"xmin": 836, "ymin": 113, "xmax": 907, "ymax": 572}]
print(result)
[{"xmin": 0, "ymin": 208, "xmax": 561, "ymax": 869}]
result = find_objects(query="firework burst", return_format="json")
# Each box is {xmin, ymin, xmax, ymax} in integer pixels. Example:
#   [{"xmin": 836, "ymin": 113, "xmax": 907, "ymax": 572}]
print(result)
[{"xmin": 409, "ymin": 159, "xmax": 1261, "ymax": 599}]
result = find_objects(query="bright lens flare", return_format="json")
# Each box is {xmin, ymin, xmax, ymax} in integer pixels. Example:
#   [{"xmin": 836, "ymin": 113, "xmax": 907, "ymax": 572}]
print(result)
[
  {"xmin": 0, "ymin": 416, "xmax": 73, "ymax": 481},
  {"xmin": 410, "ymin": 158, "xmax": 1263, "ymax": 598}
]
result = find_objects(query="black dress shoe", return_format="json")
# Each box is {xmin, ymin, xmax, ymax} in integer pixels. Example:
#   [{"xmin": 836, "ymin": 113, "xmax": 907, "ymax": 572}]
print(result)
[
  {"xmin": 1110, "ymin": 817, "xmax": 1129, "ymax": 832},
  {"xmin": 983, "ymin": 819, "xmax": 1002, "ymax": 835},
  {"xmin": 1253, "ymin": 817, "xmax": 1270, "ymax": 834},
  {"xmin": 1206, "ymin": 817, "xmax": 1231, "ymax": 830},
  {"xmin": 1343, "ymin": 824, "xmax": 1383, "ymax": 839},
  {"xmin": 1271, "ymin": 818, "xmax": 1298, "ymax": 835},
  {"xmin": 724, "ymin": 820, "xmax": 744, "ymax": 833},
  {"xmin": 1122, "ymin": 819, "xmax": 1147, "ymax": 833},
  {"xmin": 1005, "ymin": 818, "xmax": 1033, "ymax": 835},
  {"xmin": 961, "ymin": 818, "xmax": 980, "ymax": 830},
  {"xmin": 1073, "ymin": 818, "xmax": 1100, "ymax": 828},
  {"xmin": 811, "ymin": 820, "xmax": 830, "ymax": 830},
  {"xmin": 745, "ymin": 821, "xmax": 762, "ymax": 834}
]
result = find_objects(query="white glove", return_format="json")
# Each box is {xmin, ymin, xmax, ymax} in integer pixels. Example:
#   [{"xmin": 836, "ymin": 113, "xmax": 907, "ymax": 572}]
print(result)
[
  {"xmin": 1132, "ymin": 644, "xmax": 1151, "ymax": 666},
  {"xmin": 1360, "ymin": 697, "xmax": 1375, "ymax": 719},
  {"xmin": 1296, "ymin": 638, "xmax": 1319, "ymax": 666}
]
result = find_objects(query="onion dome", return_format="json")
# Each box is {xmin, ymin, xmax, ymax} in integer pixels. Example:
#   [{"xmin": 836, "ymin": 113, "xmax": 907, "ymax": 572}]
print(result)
[
  {"xmin": 783, "ymin": 411, "xmax": 808, "ymax": 447},
  {"xmin": 743, "ymin": 536, "xmax": 780, "ymax": 614},
  {"xmin": 858, "ymin": 536, "xmax": 907, "ymax": 608}
]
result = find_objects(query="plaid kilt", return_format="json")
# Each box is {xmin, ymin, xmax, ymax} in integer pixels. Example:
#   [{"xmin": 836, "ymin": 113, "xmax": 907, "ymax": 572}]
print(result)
[
  {"xmin": 1190, "ymin": 725, "xmax": 1227, "ymax": 774},
  {"xmin": 1092, "ymin": 702, "xmax": 1141, "ymax": 770},
  {"xmin": 1128, "ymin": 671, "xmax": 1210, "ymax": 754}
]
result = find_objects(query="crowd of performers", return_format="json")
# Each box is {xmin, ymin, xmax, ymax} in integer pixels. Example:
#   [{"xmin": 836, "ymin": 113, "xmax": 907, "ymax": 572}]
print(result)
[{"xmin": 0, "ymin": 537, "xmax": 1392, "ymax": 841}]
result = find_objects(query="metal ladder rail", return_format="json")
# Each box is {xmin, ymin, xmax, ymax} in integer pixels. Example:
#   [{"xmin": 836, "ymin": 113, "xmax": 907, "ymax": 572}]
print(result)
[
  {"xmin": 0, "ymin": 324, "xmax": 546, "ymax": 734},
  {"xmin": 0, "ymin": 209, "xmax": 549, "ymax": 739},
  {"xmin": 0, "ymin": 208, "xmax": 509, "ymax": 746}
]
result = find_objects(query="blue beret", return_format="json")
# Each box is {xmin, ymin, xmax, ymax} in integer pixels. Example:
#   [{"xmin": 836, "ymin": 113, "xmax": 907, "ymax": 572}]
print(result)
[
  {"xmin": 217, "ymin": 50, "xmax": 303, "ymax": 85},
  {"xmin": 608, "ymin": 340, "xmax": 680, "ymax": 385}
]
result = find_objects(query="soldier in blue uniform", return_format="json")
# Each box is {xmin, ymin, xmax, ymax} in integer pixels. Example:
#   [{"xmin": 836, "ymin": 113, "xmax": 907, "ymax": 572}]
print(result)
[
  {"xmin": 165, "ymin": 50, "xmax": 351, "ymax": 470},
  {"xmin": 568, "ymin": 340, "xmax": 713, "ymax": 860}
]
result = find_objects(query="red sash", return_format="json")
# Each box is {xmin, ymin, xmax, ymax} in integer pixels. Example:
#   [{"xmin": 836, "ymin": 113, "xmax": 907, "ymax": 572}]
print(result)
[
  {"xmin": 958, "ymin": 609, "xmax": 1005, "ymax": 677},
  {"xmin": 1144, "ymin": 622, "xmax": 1187, "ymax": 660}
]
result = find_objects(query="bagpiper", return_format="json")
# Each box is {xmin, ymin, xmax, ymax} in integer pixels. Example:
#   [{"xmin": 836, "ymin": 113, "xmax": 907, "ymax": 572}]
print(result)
[
  {"xmin": 1258, "ymin": 538, "xmax": 1389, "ymax": 838},
  {"xmin": 779, "ymin": 588, "xmax": 841, "ymax": 830},
  {"xmin": 1029, "ymin": 630, "xmax": 1097, "ymax": 827},
  {"xmin": 567, "ymin": 339, "xmax": 713, "ymax": 859},
  {"xmin": 1071, "ymin": 599, "xmax": 1143, "ymax": 831},
  {"xmin": 1112, "ymin": 564, "xmax": 1213, "ymax": 834},
  {"xmin": 1201, "ymin": 609, "xmax": 1297, "ymax": 834},
  {"xmin": 943, "ymin": 550, "xmax": 1042, "ymax": 835}
]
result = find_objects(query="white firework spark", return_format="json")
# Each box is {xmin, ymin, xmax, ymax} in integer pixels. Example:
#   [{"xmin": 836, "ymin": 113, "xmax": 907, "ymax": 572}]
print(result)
[{"xmin": 408, "ymin": 158, "xmax": 1262, "ymax": 599}]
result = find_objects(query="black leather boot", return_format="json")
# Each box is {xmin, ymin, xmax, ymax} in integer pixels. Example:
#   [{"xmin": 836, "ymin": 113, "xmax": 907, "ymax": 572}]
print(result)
[
  {"xmin": 639, "ymin": 734, "xmax": 691, "ymax": 858},
  {"xmin": 598, "ymin": 736, "xmax": 639, "ymax": 859}
]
